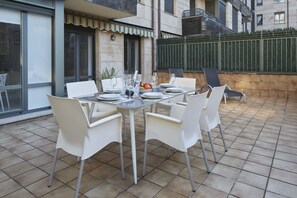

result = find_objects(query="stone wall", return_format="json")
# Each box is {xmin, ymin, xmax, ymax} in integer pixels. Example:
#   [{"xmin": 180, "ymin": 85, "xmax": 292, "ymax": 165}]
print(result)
[{"xmin": 157, "ymin": 71, "xmax": 297, "ymax": 99}]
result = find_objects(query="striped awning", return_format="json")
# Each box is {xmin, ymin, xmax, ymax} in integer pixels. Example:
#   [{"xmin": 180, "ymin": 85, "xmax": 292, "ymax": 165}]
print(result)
[{"xmin": 65, "ymin": 13, "xmax": 154, "ymax": 38}]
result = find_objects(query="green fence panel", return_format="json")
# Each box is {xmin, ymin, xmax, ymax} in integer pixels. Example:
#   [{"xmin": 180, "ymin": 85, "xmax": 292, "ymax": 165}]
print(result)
[{"xmin": 157, "ymin": 30, "xmax": 297, "ymax": 73}]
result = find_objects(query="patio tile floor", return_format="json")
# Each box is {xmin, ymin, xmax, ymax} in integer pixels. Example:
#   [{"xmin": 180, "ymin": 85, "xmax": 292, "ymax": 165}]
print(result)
[{"xmin": 0, "ymin": 96, "xmax": 297, "ymax": 197}]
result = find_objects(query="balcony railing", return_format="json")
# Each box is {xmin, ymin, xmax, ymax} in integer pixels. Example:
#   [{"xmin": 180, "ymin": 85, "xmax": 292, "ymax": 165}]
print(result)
[{"xmin": 182, "ymin": 8, "xmax": 235, "ymax": 35}]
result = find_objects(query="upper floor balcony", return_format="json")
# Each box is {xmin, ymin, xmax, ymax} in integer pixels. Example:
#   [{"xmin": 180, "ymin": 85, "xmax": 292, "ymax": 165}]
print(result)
[
  {"xmin": 182, "ymin": 8, "xmax": 235, "ymax": 36},
  {"xmin": 228, "ymin": 0, "xmax": 253, "ymax": 22},
  {"xmin": 64, "ymin": 0, "xmax": 137, "ymax": 19}
]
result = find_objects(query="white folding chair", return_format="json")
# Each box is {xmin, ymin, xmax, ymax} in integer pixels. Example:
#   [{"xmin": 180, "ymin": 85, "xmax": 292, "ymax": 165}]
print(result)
[
  {"xmin": 143, "ymin": 92, "xmax": 210, "ymax": 192},
  {"xmin": 47, "ymin": 95, "xmax": 124, "ymax": 198},
  {"xmin": 200, "ymin": 85, "xmax": 228, "ymax": 162},
  {"xmin": 101, "ymin": 77, "xmax": 124, "ymax": 92}
]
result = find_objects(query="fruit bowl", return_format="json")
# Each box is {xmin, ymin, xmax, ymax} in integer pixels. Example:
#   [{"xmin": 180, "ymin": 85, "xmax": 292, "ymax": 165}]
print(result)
[{"xmin": 139, "ymin": 82, "xmax": 153, "ymax": 92}]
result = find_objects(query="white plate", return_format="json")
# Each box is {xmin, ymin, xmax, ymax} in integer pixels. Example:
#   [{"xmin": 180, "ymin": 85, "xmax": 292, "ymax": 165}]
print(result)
[
  {"xmin": 141, "ymin": 92, "xmax": 163, "ymax": 99},
  {"xmin": 104, "ymin": 89, "xmax": 122, "ymax": 94},
  {"xmin": 165, "ymin": 87, "xmax": 184, "ymax": 93},
  {"xmin": 97, "ymin": 94, "xmax": 122, "ymax": 101},
  {"xmin": 160, "ymin": 83, "xmax": 175, "ymax": 88}
]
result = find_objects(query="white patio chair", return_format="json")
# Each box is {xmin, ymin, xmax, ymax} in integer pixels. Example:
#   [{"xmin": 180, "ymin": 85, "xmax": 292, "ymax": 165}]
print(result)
[
  {"xmin": 143, "ymin": 92, "xmax": 210, "ymax": 192},
  {"xmin": 101, "ymin": 77, "xmax": 124, "ymax": 92},
  {"xmin": 47, "ymin": 95, "xmax": 124, "ymax": 198},
  {"xmin": 66, "ymin": 80, "xmax": 117, "ymax": 122},
  {"xmin": 0, "ymin": 73, "xmax": 10, "ymax": 111},
  {"xmin": 200, "ymin": 85, "xmax": 228, "ymax": 162},
  {"xmin": 155, "ymin": 77, "xmax": 196, "ymax": 113},
  {"xmin": 101, "ymin": 78, "xmax": 130, "ymax": 140}
]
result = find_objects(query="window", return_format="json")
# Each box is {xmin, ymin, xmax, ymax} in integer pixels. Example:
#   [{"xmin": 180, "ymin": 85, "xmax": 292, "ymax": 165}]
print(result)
[
  {"xmin": 257, "ymin": 0, "xmax": 263, "ymax": 6},
  {"xmin": 274, "ymin": 0, "xmax": 285, "ymax": 3},
  {"xmin": 274, "ymin": 12, "xmax": 285, "ymax": 24},
  {"xmin": 232, "ymin": 7, "xmax": 238, "ymax": 31},
  {"xmin": 165, "ymin": 0, "xmax": 174, "ymax": 14},
  {"xmin": 257, "ymin": 14, "xmax": 263, "ymax": 26}
]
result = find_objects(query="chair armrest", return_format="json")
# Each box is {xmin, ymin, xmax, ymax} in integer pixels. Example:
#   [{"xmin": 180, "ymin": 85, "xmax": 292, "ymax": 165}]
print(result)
[
  {"xmin": 89, "ymin": 113, "xmax": 122, "ymax": 128},
  {"xmin": 226, "ymin": 84, "xmax": 232, "ymax": 90},
  {"xmin": 146, "ymin": 112, "xmax": 182, "ymax": 124},
  {"xmin": 202, "ymin": 84, "xmax": 213, "ymax": 90},
  {"xmin": 177, "ymin": 99, "xmax": 208, "ymax": 109},
  {"xmin": 176, "ymin": 101, "xmax": 187, "ymax": 106}
]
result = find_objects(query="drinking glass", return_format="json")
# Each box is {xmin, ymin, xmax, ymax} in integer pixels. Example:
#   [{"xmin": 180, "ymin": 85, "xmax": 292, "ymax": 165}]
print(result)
[
  {"xmin": 152, "ymin": 72, "xmax": 158, "ymax": 88},
  {"xmin": 170, "ymin": 73, "xmax": 176, "ymax": 85},
  {"xmin": 110, "ymin": 76, "xmax": 117, "ymax": 94},
  {"xmin": 125, "ymin": 76, "xmax": 134, "ymax": 99}
]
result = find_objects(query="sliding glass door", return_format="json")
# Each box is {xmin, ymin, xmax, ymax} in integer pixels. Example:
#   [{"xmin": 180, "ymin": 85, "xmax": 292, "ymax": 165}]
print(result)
[
  {"xmin": 124, "ymin": 35, "xmax": 141, "ymax": 74},
  {"xmin": 64, "ymin": 26, "xmax": 94, "ymax": 93},
  {"xmin": 0, "ymin": 8, "xmax": 22, "ymax": 114}
]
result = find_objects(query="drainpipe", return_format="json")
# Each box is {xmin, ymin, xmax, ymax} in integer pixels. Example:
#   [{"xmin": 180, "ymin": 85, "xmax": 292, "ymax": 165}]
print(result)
[
  {"xmin": 287, "ymin": 0, "xmax": 289, "ymax": 28},
  {"xmin": 151, "ymin": 0, "xmax": 155, "ymax": 73},
  {"xmin": 158, "ymin": 0, "xmax": 161, "ymax": 38},
  {"xmin": 152, "ymin": 0, "xmax": 160, "ymax": 72}
]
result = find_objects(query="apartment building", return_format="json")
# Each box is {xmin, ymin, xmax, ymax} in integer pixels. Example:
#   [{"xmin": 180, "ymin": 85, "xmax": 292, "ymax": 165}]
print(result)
[
  {"xmin": 182, "ymin": 0, "xmax": 253, "ymax": 35},
  {"xmin": 254, "ymin": 0, "xmax": 297, "ymax": 31}
]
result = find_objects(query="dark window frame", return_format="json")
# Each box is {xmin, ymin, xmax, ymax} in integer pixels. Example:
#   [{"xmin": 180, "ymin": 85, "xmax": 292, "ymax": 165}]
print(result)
[
  {"xmin": 274, "ymin": 11, "xmax": 285, "ymax": 24},
  {"xmin": 274, "ymin": 0, "xmax": 285, "ymax": 4},
  {"xmin": 257, "ymin": 0, "xmax": 263, "ymax": 6},
  {"xmin": 256, "ymin": 14, "xmax": 263, "ymax": 26},
  {"xmin": 165, "ymin": 0, "xmax": 174, "ymax": 15}
]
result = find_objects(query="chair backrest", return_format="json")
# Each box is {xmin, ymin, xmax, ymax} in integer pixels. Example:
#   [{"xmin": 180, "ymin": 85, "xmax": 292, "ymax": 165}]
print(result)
[
  {"xmin": 169, "ymin": 68, "xmax": 184, "ymax": 77},
  {"xmin": 66, "ymin": 80, "xmax": 98, "ymax": 98},
  {"xmin": 203, "ymin": 68, "xmax": 221, "ymax": 87},
  {"xmin": 47, "ymin": 95, "xmax": 89, "ymax": 151},
  {"xmin": 0, "ymin": 73, "xmax": 7, "ymax": 86},
  {"xmin": 205, "ymin": 85, "xmax": 226, "ymax": 119},
  {"xmin": 182, "ymin": 92, "xmax": 207, "ymax": 139},
  {"xmin": 101, "ymin": 77, "xmax": 124, "ymax": 92},
  {"xmin": 172, "ymin": 77, "xmax": 196, "ymax": 88}
]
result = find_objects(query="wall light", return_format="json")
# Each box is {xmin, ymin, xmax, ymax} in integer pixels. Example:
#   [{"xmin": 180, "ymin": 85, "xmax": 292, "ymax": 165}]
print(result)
[{"xmin": 110, "ymin": 34, "xmax": 116, "ymax": 41}]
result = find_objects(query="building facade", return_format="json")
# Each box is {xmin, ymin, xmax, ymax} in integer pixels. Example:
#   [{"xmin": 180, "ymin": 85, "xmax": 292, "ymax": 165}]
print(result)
[
  {"xmin": 0, "ymin": 0, "xmax": 252, "ymax": 120},
  {"xmin": 0, "ymin": 0, "xmax": 190, "ymax": 120},
  {"xmin": 254, "ymin": 0, "xmax": 297, "ymax": 31}
]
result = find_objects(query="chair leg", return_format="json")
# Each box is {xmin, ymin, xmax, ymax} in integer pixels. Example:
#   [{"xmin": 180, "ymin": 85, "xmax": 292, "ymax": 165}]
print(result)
[
  {"xmin": 143, "ymin": 109, "xmax": 146, "ymax": 130},
  {"xmin": 48, "ymin": 149, "xmax": 59, "ymax": 187},
  {"xmin": 0, "ymin": 93, "xmax": 4, "ymax": 111},
  {"xmin": 123, "ymin": 114, "xmax": 127, "ymax": 141},
  {"xmin": 243, "ymin": 93, "xmax": 247, "ymax": 103},
  {"xmin": 4, "ymin": 90, "xmax": 10, "ymax": 110},
  {"xmin": 207, "ymin": 131, "xmax": 218, "ymax": 163},
  {"xmin": 218, "ymin": 124, "xmax": 228, "ymax": 152},
  {"xmin": 75, "ymin": 160, "xmax": 85, "ymax": 198},
  {"xmin": 224, "ymin": 93, "xmax": 227, "ymax": 104},
  {"xmin": 142, "ymin": 141, "xmax": 148, "ymax": 176},
  {"xmin": 119, "ymin": 143, "xmax": 125, "ymax": 179},
  {"xmin": 199, "ymin": 140, "xmax": 210, "ymax": 172},
  {"xmin": 184, "ymin": 152, "xmax": 196, "ymax": 192}
]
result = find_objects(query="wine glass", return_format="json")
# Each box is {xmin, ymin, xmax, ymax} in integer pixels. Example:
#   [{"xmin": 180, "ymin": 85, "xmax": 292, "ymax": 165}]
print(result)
[
  {"xmin": 125, "ymin": 76, "xmax": 134, "ymax": 99},
  {"xmin": 170, "ymin": 73, "xmax": 176, "ymax": 85},
  {"xmin": 152, "ymin": 72, "xmax": 158, "ymax": 88},
  {"xmin": 110, "ymin": 76, "xmax": 117, "ymax": 94}
]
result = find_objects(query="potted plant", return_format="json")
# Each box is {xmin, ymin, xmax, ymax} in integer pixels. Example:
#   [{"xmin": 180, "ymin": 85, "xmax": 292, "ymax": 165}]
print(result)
[{"xmin": 97, "ymin": 67, "xmax": 119, "ymax": 91}]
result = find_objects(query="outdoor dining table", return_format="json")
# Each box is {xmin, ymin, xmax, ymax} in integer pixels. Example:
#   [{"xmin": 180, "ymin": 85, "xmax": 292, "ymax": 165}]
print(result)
[{"xmin": 80, "ymin": 86, "xmax": 197, "ymax": 184}]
